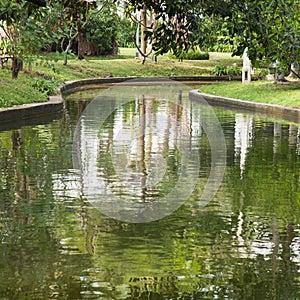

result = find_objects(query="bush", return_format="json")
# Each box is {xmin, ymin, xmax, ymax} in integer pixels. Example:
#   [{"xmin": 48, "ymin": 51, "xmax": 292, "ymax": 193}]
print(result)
[
  {"xmin": 82, "ymin": 7, "xmax": 120, "ymax": 56},
  {"xmin": 169, "ymin": 50, "xmax": 209, "ymax": 60},
  {"xmin": 254, "ymin": 68, "xmax": 270, "ymax": 78},
  {"xmin": 211, "ymin": 64, "xmax": 241, "ymax": 78},
  {"xmin": 31, "ymin": 78, "xmax": 61, "ymax": 96},
  {"xmin": 211, "ymin": 65, "xmax": 228, "ymax": 76},
  {"xmin": 117, "ymin": 18, "xmax": 136, "ymax": 48}
]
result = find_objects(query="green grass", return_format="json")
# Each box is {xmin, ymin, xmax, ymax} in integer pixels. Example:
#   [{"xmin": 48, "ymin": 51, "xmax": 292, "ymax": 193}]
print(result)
[
  {"xmin": 0, "ymin": 49, "xmax": 243, "ymax": 108},
  {"xmin": 199, "ymin": 80, "xmax": 300, "ymax": 108},
  {"xmin": 34, "ymin": 50, "xmax": 242, "ymax": 81},
  {"xmin": 2, "ymin": 48, "xmax": 300, "ymax": 109},
  {"xmin": 0, "ymin": 69, "xmax": 50, "ymax": 108}
]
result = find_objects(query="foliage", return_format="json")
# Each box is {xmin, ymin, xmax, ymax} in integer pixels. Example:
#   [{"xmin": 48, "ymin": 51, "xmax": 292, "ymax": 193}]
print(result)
[
  {"xmin": 0, "ymin": 0, "xmax": 64, "ymax": 78},
  {"xmin": 31, "ymin": 78, "xmax": 61, "ymax": 96},
  {"xmin": 211, "ymin": 64, "xmax": 241, "ymax": 78},
  {"xmin": 1, "ymin": 0, "xmax": 300, "ymax": 75},
  {"xmin": 58, "ymin": 0, "xmax": 99, "ymax": 60},
  {"xmin": 168, "ymin": 50, "xmax": 209, "ymax": 60},
  {"xmin": 117, "ymin": 17, "xmax": 136, "ymax": 48},
  {"xmin": 125, "ymin": 0, "xmax": 300, "ymax": 71},
  {"xmin": 123, "ymin": 0, "xmax": 242, "ymax": 58},
  {"xmin": 204, "ymin": 17, "xmax": 239, "ymax": 52},
  {"xmin": 59, "ymin": 0, "xmax": 97, "ymax": 20},
  {"xmin": 228, "ymin": 0, "xmax": 300, "ymax": 69},
  {"xmin": 125, "ymin": 0, "xmax": 204, "ymax": 57},
  {"xmin": 83, "ymin": 7, "xmax": 120, "ymax": 55},
  {"xmin": 254, "ymin": 68, "xmax": 270, "ymax": 78}
]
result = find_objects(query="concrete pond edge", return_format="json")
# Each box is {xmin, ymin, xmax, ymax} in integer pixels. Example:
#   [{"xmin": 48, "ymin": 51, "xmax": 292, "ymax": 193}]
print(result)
[
  {"xmin": 1, "ymin": 76, "xmax": 300, "ymax": 130},
  {"xmin": 59, "ymin": 75, "xmax": 241, "ymax": 95},
  {"xmin": 189, "ymin": 90, "xmax": 300, "ymax": 124}
]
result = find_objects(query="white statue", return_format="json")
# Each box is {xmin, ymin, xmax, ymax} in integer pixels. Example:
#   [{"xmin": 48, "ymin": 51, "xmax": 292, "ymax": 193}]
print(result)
[{"xmin": 242, "ymin": 47, "xmax": 252, "ymax": 83}]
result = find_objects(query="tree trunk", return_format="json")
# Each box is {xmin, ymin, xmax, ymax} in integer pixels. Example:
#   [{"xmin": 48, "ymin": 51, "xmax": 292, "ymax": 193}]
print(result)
[
  {"xmin": 18, "ymin": 60, "xmax": 23, "ymax": 72},
  {"xmin": 63, "ymin": 40, "xmax": 73, "ymax": 66},
  {"xmin": 140, "ymin": 5, "xmax": 147, "ymax": 58},
  {"xmin": 77, "ymin": 32, "xmax": 85, "ymax": 60},
  {"xmin": 148, "ymin": 12, "xmax": 156, "ymax": 53},
  {"xmin": 11, "ymin": 56, "xmax": 20, "ymax": 79},
  {"xmin": 77, "ymin": 19, "xmax": 85, "ymax": 60},
  {"xmin": 288, "ymin": 63, "xmax": 300, "ymax": 78},
  {"xmin": 62, "ymin": 31, "xmax": 78, "ymax": 66},
  {"xmin": 28, "ymin": 61, "xmax": 32, "ymax": 73}
]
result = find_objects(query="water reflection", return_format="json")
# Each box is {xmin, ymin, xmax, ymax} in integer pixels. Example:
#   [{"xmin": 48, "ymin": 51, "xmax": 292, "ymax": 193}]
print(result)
[
  {"xmin": 73, "ymin": 80, "xmax": 226, "ymax": 222},
  {"xmin": 0, "ymin": 83, "xmax": 299, "ymax": 298},
  {"xmin": 234, "ymin": 114, "xmax": 253, "ymax": 178}
]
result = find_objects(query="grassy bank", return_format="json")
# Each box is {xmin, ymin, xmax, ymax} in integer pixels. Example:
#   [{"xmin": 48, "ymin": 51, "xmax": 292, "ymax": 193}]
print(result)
[
  {"xmin": 0, "ymin": 49, "xmax": 242, "ymax": 108},
  {"xmin": 199, "ymin": 80, "xmax": 300, "ymax": 108},
  {"xmin": 1, "ymin": 48, "xmax": 300, "ymax": 109},
  {"xmin": 35, "ymin": 49, "xmax": 241, "ymax": 80},
  {"xmin": 0, "ymin": 69, "xmax": 52, "ymax": 107}
]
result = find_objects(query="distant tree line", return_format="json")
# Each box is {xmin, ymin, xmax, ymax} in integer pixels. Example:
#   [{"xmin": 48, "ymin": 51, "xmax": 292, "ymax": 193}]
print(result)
[
  {"xmin": 0, "ymin": 0, "xmax": 136, "ymax": 77},
  {"xmin": 1, "ymin": 0, "xmax": 300, "ymax": 79}
]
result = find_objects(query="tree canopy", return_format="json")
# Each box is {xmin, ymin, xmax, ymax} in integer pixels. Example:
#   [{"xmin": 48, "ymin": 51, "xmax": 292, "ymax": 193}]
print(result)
[
  {"xmin": 125, "ymin": 0, "xmax": 300, "ymax": 69},
  {"xmin": 1, "ymin": 0, "xmax": 300, "ymax": 78}
]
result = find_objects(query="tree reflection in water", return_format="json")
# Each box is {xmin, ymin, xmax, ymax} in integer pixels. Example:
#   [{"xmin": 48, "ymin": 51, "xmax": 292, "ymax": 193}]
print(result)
[{"xmin": 0, "ymin": 82, "xmax": 299, "ymax": 299}]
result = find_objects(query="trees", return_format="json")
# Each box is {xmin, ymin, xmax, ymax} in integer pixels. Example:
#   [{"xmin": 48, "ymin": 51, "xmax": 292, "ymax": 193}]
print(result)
[
  {"xmin": 53, "ymin": 0, "xmax": 115, "ymax": 65},
  {"xmin": 0, "ymin": 0, "xmax": 117, "ymax": 75},
  {"xmin": 124, "ymin": 0, "xmax": 231, "ymax": 58},
  {"xmin": 125, "ymin": 6, "xmax": 158, "ymax": 63},
  {"xmin": 117, "ymin": 17, "xmax": 136, "ymax": 48},
  {"xmin": 125, "ymin": 0, "xmax": 300, "ymax": 73},
  {"xmin": 59, "ymin": 0, "xmax": 98, "ymax": 60},
  {"xmin": 229, "ymin": 0, "xmax": 300, "ymax": 73},
  {"xmin": 83, "ymin": 6, "xmax": 120, "ymax": 56},
  {"xmin": 0, "ymin": 0, "xmax": 62, "ymax": 78},
  {"xmin": 1, "ymin": 0, "xmax": 299, "ymax": 78}
]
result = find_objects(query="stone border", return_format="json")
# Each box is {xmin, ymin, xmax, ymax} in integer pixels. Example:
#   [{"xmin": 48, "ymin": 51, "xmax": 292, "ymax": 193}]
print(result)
[
  {"xmin": 60, "ymin": 76, "xmax": 241, "ymax": 95},
  {"xmin": 0, "ymin": 95, "xmax": 63, "ymax": 122},
  {"xmin": 189, "ymin": 90, "xmax": 300, "ymax": 124},
  {"xmin": 0, "ymin": 94, "xmax": 64, "ymax": 131},
  {"xmin": 60, "ymin": 77, "xmax": 136, "ymax": 95}
]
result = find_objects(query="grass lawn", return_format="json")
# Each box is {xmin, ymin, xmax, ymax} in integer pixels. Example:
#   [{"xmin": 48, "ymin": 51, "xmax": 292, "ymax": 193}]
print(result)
[
  {"xmin": 0, "ymin": 48, "xmax": 242, "ymax": 108},
  {"xmin": 199, "ymin": 80, "xmax": 300, "ymax": 108},
  {"xmin": 34, "ymin": 49, "xmax": 242, "ymax": 81},
  {"xmin": 0, "ymin": 69, "xmax": 50, "ymax": 107},
  {"xmin": 1, "ymin": 48, "xmax": 300, "ymax": 109}
]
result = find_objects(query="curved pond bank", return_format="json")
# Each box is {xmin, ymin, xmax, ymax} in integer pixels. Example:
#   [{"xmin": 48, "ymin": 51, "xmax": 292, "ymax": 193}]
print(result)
[
  {"xmin": 0, "ymin": 95, "xmax": 63, "ymax": 131},
  {"xmin": 190, "ymin": 90, "xmax": 300, "ymax": 123},
  {"xmin": 1, "ymin": 76, "xmax": 300, "ymax": 130}
]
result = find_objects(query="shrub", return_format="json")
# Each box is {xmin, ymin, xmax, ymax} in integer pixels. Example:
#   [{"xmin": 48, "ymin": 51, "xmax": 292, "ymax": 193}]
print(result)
[
  {"xmin": 31, "ymin": 78, "xmax": 61, "ymax": 96},
  {"xmin": 211, "ymin": 65, "xmax": 228, "ymax": 76},
  {"xmin": 169, "ymin": 50, "xmax": 209, "ymax": 60},
  {"xmin": 254, "ymin": 68, "xmax": 270, "ymax": 78},
  {"xmin": 211, "ymin": 64, "xmax": 241, "ymax": 78}
]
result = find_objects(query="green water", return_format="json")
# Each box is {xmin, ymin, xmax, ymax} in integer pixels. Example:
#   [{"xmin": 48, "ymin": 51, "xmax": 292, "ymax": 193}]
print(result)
[{"xmin": 0, "ymin": 82, "xmax": 300, "ymax": 299}]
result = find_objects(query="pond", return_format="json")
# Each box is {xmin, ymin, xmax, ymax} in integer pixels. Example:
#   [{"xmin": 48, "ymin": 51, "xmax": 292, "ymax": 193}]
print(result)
[{"xmin": 0, "ymin": 79, "xmax": 299, "ymax": 299}]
